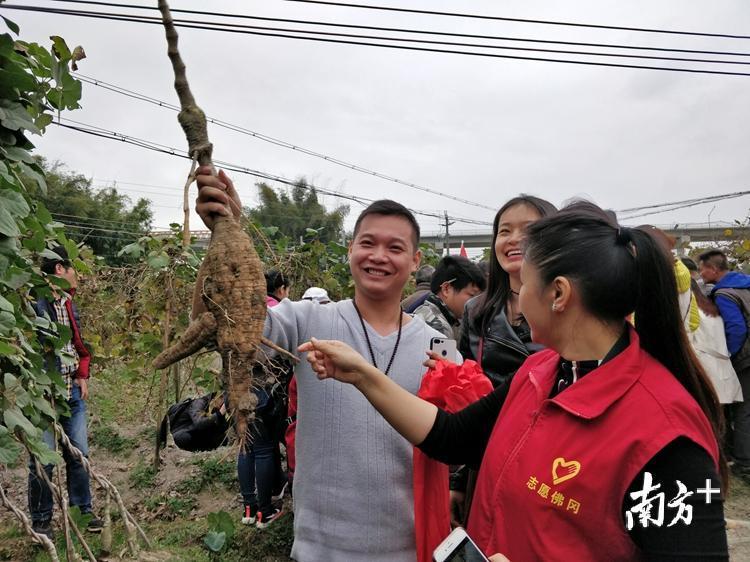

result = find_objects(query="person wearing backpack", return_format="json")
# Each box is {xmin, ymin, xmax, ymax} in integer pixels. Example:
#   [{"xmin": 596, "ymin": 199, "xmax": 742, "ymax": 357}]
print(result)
[{"xmin": 699, "ymin": 249, "xmax": 750, "ymax": 483}]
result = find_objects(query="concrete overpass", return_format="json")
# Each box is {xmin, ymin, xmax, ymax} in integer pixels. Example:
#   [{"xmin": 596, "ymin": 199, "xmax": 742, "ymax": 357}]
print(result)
[
  {"xmin": 421, "ymin": 222, "xmax": 749, "ymax": 251},
  {"xmin": 177, "ymin": 221, "xmax": 747, "ymax": 251}
]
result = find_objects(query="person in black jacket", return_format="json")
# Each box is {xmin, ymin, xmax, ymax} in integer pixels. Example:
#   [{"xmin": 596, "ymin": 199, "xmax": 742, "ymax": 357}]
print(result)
[
  {"xmin": 452, "ymin": 195, "xmax": 556, "ymax": 525},
  {"xmin": 458, "ymin": 195, "xmax": 557, "ymax": 386}
]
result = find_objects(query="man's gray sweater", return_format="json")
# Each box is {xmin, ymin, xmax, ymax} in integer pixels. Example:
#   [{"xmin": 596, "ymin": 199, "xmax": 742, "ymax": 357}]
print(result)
[{"xmin": 265, "ymin": 298, "xmax": 443, "ymax": 561}]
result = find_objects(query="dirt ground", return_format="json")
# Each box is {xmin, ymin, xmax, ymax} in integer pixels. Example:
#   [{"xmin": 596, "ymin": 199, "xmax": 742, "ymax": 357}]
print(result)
[
  {"xmin": 727, "ymin": 476, "xmax": 750, "ymax": 560},
  {"xmin": 3, "ymin": 444, "xmax": 750, "ymax": 561},
  {"xmin": 1, "ymin": 369, "xmax": 749, "ymax": 560}
]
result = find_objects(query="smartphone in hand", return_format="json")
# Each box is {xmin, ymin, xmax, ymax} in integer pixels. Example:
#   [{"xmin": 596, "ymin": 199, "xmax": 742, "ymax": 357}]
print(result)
[
  {"xmin": 433, "ymin": 527, "xmax": 489, "ymax": 562},
  {"xmin": 430, "ymin": 337, "xmax": 457, "ymax": 362}
]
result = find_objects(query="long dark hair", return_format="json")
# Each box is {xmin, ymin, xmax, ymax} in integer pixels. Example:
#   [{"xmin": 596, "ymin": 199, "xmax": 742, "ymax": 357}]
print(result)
[
  {"xmin": 473, "ymin": 195, "xmax": 557, "ymax": 333},
  {"xmin": 691, "ymin": 278, "xmax": 719, "ymax": 317},
  {"xmin": 525, "ymin": 200, "xmax": 727, "ymax": 488}
]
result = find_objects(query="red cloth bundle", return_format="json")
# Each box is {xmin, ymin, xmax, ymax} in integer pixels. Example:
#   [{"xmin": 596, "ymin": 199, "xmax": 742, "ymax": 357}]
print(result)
[{"xmin": 413, "ymin": 359, "xmax": 493, "ymax": 562}]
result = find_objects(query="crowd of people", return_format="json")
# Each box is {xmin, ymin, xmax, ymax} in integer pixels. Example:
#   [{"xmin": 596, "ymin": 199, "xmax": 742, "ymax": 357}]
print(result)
[{"xmin": 28, "ymin": 164, "xmax": 750, "ymax": 561}]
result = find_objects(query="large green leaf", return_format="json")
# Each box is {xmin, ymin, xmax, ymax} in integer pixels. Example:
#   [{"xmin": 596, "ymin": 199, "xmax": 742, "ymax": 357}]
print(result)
[
  {"xmin": 18, "ymin": 161, "xmax": 47, "ymax": 193},
  {"xmin": 4, "ymin": 406, "xmax": 37, "ymax": 435},
  {"xmin": 1, "ymin": 145, "xmax": 33, "ymax": 163},
  {"xmin": 0, "ymin": 426, "xmax": 22, "ymax": 465},
  {"xmin": 1, "ymin": 266, "xmax": 30, "ymax": 290},
  {"xmin": 25, "ymin": 433, "xmax": 61, "ymax": 466},
  {"xmin": 0, "ymin": 206, "xmax": 20, "ymax": 237},
  {"xmin": 1, "ymin": 17, "xmax": 19, "ymax": 36},
  {"xmin": 32, "ymin": 394, "xmax": 56, "ymax": 418},
  {"xmin": 21, "ymin": 220, "xmax": 45, "ymax": 252},
  {"xmin": 147, "ymin": 252, "xmax": 170, "ymax": 270},
  {"xmin": 0, "ymin": 189, "xmax": 31, "ymax": 219},
  {"xmin": 34, "ymin": 203, "xmax": 52, "ymax": 224},
  {"xmin": 0, "ymin": 310, "xmax": 15, "ymax": 334},
  {"xmin": 0, "ymin": 100, "xmax": 39, "ymax": 134},
  {"xmin": 0, "ymin": 33, "xmax": 13, "ymax": 58},
  {"xmin": 0, "ymin": 293, "xmax": 13, "ymax": 312},
  {"xmin": 203, "ymin": 531, "xmax": 226, "ymax": 553},
  {"xmin": 117, "ymin": 241, "xmax": 142, "ymax": 258},
  {"xmin": 0, "ymin": 66, "xmax": 36, "ymax": 99},
  {"xmin": 207, "ymin": 510, "xmax": 235, "ymax": 540},
  {"xmin": 49, "ymin": 36, "xmax": 71, "ymax": 60}
]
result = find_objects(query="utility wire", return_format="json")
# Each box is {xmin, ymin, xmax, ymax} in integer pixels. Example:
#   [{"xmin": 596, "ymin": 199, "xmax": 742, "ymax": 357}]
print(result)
[
  {"xmin": 65, "ymin": 12, "xmax": 750, "ymax": 67},
  {"xmin": 5, "ymin": 4, "xmax": 750, "ymax": 78},
  {"xmin": 59, "ymin": 117, "xmax": 742, "ymax": 227},
  {"xmin": 60, "ymin": 222, "xmax": 161, "ymax": 236},
  {"xmin": 620, "ymin": 191, "xmax": 750, "ymax": 220},
  {"xmin": 51, "ymin": 212, "xmax": 151, "ymax": 228},
  {"xmin": 51, "ymin": 119, "xmax": 493, "ymax": 227},
  {"xmin": 285, "ymin": 0, "xmax": 750, "ymax": 41},
  {"xmin": 73, "ymin": 73, "xmax": 497, "ymax": 212},
  {"xmin": 41, "ymin": 0, "xmax": 750, "ymax": 58},
  {"xmin": 61, "ymin": 230, "xmax": 138, "ymax": 242},
  {"xmin": 618, "ymin": 189, "xmax": 750, "ymax": 213}
]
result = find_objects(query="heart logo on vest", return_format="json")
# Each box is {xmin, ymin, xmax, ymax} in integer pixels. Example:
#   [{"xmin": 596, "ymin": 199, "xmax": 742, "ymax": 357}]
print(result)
[{"xmin": 552, "ymin": 457, "xmax": 581, "ymax": 485}]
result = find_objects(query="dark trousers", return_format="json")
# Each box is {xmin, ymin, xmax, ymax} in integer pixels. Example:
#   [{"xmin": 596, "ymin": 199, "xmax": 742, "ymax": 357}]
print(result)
[
  {"xmin": 237, "ymin": 389, "xmax": 285, "ymax": 517},
  {"xmin": 28, "ymin": 384, "xmax": 92, "ymax": 523}
]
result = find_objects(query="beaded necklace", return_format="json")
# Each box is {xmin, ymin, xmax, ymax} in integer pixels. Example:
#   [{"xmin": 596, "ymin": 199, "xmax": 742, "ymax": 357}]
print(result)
[{"xmin": 352, "ymin": 300, "xmax": 403, "ymax": 376}]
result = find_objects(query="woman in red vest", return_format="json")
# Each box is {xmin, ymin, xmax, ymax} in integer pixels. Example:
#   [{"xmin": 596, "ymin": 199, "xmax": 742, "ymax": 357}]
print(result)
[{"xmin": 300, "ymin": 200, "xmax": 728, "ymax": 561}]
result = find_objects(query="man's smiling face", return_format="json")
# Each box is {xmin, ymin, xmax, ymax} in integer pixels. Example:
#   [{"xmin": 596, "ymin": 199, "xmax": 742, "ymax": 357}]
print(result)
[{"xmin": 349, "ymin": 214, "xmax": 421, "ymax": 302}]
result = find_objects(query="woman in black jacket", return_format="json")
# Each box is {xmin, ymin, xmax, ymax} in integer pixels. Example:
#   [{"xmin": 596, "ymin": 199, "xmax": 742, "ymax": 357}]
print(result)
[
  {"xmin": 453, "ymin": 195, "xmax": 556, "ymax": 525},
  {"xmin": 459, "ymin": 195, "xmax": 556, "ymax": 387}
]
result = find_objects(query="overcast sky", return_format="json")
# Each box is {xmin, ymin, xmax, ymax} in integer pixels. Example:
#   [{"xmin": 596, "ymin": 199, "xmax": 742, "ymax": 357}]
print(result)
[{"xmin": 5, "ymin": 0, "xmax": 750, "ymax": 242}]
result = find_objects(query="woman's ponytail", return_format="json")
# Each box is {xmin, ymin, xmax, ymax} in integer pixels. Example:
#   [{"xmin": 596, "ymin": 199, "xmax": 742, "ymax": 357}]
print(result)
[{"xmin": 628, "ymin": 226, "xmax": 727, "ymax": 488}]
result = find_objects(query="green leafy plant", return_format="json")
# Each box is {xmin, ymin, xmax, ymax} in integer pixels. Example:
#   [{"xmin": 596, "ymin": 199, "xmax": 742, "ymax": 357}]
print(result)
[
  {"xmin": 204, "ymin": 510, "xmax": 235, "ymax": 554},
  {"xmin": 90, "ymin": 424, "xmax": 137, "ymax": 454},
  {"xmin": 0, "ymin": 14, "xmax": 84, "ymax": 472},
  {"xmin": 176, "ymin": 457, "xmax": 236, "ymax": 494},
  {"xmin": 129, "ymin": 460, "xmax": 157, "ymax": 490}
]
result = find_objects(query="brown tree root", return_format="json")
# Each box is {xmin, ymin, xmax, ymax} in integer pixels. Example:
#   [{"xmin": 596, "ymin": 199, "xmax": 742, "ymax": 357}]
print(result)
[
  {"xmin": 52, "ymin": 422, "xmax": 151, "ymax": 554},
  {"xmin": 0, "ymin": 478, "xmax": 59, "ymax": 562}
]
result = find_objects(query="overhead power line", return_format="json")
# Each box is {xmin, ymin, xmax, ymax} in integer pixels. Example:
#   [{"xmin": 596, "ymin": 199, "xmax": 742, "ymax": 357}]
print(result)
[
  {"xmin": 4, "ymin": 4, "xmax": 750, "ymax": 77},
  {"xmin": 73, "ymin": 73, "xmax": 497, "ymax": 212},
  {"xmin": 619, "ymin": 191, "xmax": 750, "ymax": 220},
  {"xmin": 43, "ymin": 0, "xmax": 750, "ymax": 58},
  {"xmin": 285, "ymin": 0, "xmax": 750, "ymax": 41},
  {"xmin": 60, "ymin": 222, "xmax": 163, "ymax": 236},
  {"xmin": 51, "ymin": 118, "xmax": 493, "ymax": 227},
  {"xmin": 55, "ymin": 118, "xmax": 742, "ymax": 227},
  {"xmin": 52, "ymin": 212, "xmax": 150, "ymax": 228},
  {"xmin": 60, "ymin": 229, "xmax": 138, "ymax": 242},
  {"xmin": 31, "ymin": 1, "xmax": 750, "ymax": 66},
  {"xmin": 66, "ymin": 14, "xmax": 750, "ymax": 67},
  {"xmin": 618, "ymin": 190, "xmax": 750, "ymax": 213}
]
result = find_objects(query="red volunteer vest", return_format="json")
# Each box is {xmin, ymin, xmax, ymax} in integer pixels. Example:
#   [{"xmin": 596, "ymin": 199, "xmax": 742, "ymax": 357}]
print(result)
[{"xmin": 468, "ymin": 328, "xmax": 719, "ymax": 562}]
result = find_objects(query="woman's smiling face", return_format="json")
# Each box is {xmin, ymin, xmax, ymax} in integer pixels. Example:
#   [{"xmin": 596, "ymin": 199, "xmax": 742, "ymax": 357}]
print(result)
[{"xmin": 494, "ymin": 203, "xmax": 542, "ymax": 275}]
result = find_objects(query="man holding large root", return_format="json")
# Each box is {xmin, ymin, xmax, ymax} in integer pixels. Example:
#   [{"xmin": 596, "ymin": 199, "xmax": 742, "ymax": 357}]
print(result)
[{"xmin": 196, "ymin": 167, "xmax": 444, "ymax": 561}]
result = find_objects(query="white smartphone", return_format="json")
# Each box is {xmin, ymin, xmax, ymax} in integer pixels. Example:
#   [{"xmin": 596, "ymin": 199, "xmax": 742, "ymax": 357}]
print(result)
[
  {"xmin": 433, "ymin": 527, "xmax": 489, "ymax": 562},
  {"xmin": 430, "ymin": 336, "xmax": 457, "ymax": 362}
]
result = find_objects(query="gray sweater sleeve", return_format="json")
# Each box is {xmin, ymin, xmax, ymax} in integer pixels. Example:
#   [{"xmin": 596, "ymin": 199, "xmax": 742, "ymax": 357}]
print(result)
[{"xmin": 263, "ymin": 298, "xmax": 317, "ymax": 355}]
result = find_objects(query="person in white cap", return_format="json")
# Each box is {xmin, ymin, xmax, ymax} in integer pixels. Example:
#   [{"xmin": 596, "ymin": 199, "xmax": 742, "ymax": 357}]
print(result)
[{"xmin": 302, "ymin": 287, "xmax": 331, "ymax": 304}]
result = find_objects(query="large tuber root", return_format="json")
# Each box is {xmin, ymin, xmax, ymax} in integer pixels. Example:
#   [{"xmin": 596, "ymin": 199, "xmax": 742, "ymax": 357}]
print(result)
[
  {"xmin": 153, "ymin": 312, "xmax": 216, "ymax": 369},
  {"xmin": 155, "ymin": 0, "xmax": 269, "ymax": 450}
]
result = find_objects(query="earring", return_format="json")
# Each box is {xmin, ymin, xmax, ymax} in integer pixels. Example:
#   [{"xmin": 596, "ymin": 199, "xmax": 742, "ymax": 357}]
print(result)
[{"xmin": 551, "ymin": 302, "xmax": 558, "ymax": 312}]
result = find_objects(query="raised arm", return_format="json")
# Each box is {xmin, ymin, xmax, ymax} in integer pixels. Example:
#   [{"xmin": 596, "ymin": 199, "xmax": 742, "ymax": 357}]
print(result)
[{"xmin": 298, "ymin": 338, "xmax": 438, "ymax": 445}]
